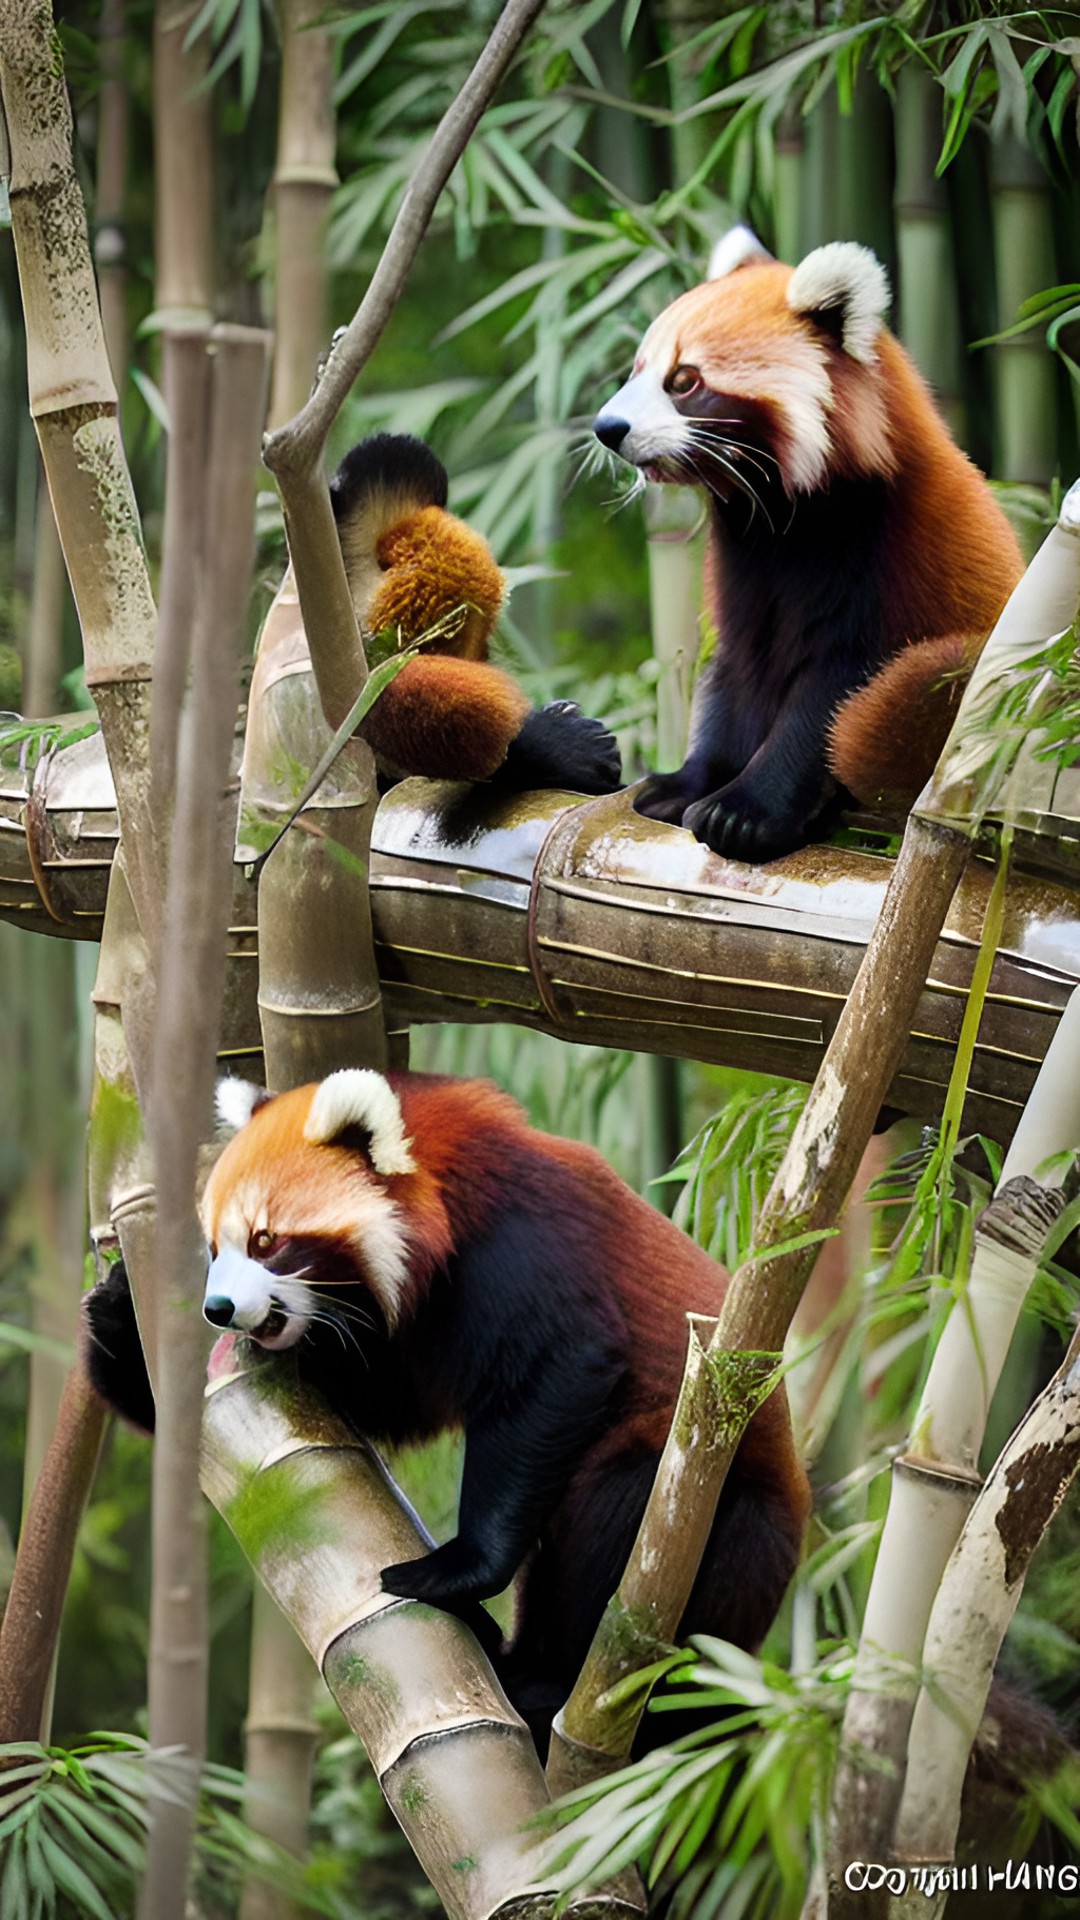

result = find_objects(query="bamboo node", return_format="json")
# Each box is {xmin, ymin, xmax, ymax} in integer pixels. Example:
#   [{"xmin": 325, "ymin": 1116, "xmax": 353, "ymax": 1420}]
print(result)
[{"xmin": 975, "ymin": 1174, "xmax": 1067, "ymax": 1259}]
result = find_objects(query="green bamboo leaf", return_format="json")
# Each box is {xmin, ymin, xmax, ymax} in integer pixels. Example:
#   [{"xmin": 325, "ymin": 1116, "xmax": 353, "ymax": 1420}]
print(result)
[
  {"xmin": 49, "ymin": 1789, "xmax": 144, "ymax": 1872},
  {"xmin": 38, "ymin": 1831, "xmax": 116, "ymax": 1920},
  {"xmin": 0, "ymin": 1834, "xmax": 30, "ymax": 1920},
  {"xmin": 436, "ymin": 239, "xmax": 627, "ymax": 344},
  {"xmin": 987, "ymin": 24, "xmax": 1030, "ymax": 144}
]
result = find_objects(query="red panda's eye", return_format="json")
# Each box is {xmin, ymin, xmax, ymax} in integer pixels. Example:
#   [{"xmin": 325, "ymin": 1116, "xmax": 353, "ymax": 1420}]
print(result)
[
  {"xmin": 667, "ymin": 365, "xmax": 700, "ymax": 397},
  {"xmin": 250, "ymin": 1229, "xmax": 277, "ymax": 1259}
]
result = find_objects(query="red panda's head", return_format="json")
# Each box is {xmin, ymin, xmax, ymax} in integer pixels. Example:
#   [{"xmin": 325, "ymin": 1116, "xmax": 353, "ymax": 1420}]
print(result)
[
  {"xmin": 200, "ymin": 1070, "xmax": 423, "ymax": 1351},
  {"xmin": 594, "ymin": 229, "xmax": 897, "ymax": 507}
]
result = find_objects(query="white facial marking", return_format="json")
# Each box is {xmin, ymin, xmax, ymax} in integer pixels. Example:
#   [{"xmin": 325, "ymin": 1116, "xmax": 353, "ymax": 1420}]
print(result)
[
  {"xmin": 304, "ymin": 1069, "xmax": 416, "ymax": 1175},
  {"xmin": 204, "ymin": 1243, "xmax": 309, "ymax": 1347},
  {"xmin": 596, "ymin": 364, "xmax": 690, "ymax": 470}
]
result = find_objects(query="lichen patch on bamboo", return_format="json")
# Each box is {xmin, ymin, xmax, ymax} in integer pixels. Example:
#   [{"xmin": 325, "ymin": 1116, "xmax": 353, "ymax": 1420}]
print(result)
[{"xmin": 700, "ymin": 1345, "xmax": 781, "ymax": 1446}]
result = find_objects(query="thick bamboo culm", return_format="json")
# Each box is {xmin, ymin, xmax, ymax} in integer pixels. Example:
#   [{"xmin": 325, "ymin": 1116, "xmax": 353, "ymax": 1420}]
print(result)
[{"xmin": 201, "ymin": 1342, "xmax": 641, "ymax": 1920}]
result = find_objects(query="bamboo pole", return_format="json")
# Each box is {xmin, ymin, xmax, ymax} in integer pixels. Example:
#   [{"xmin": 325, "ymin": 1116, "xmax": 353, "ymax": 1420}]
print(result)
[
  {"xmin": 0, "ymin": 1362, "xmax": 108, "ymax": 1742},
  {"xmin": 239, "ymin": 1586, "xmax": 319, "ymax": 1920},
  {"xmin": 989, "ymin": 133, "xmax": 1059, "ymax": 490},
  {"xmin": 548, "ymin": 479, "xmax": 1080, "ymax": 1791},
  {"xmin": 0, "ymin": 0, "xmax": 161, "ymax": 947},
  {"xmin": 268, "ymin": 0, "xmax": 337, "ymax": 433},
  {"xmin": 202, "ymin": 1341, "xmax": 638, "ymax": 1920},
  {"xmin": 240, "ymin": 15, "xmax": 337, "ymax": 1900},
  {"xmin": 893, "ymin": 65, "xmax": 964, "ymax": 441},
  {"xmin": 891, "ymin": 1318, "xmax": 1080, "ymax": 1908},
  {"xmin": 153, "ymin": 0, "xmax": 215, "ymax": 322},
  {"xmin": 95, "ymin": 0, "xmax": 130, "ymax": 384},
  {"xmin": 138, "ymin": 326, "xmax": 270, "ymax": 1920}
]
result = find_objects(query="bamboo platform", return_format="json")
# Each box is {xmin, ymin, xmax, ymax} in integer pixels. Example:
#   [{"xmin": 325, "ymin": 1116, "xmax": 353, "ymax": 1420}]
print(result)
[{"xmin": 2, "ymin": 714, "xmax": 1078, "ymax": 1140}]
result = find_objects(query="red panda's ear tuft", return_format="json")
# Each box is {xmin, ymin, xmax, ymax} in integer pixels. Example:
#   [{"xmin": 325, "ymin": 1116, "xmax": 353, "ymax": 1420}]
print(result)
[
  {"xmin": 303, "ymin": 1069, "xmax": 416, "ymax": 1176},
  {"xmin": 787, "ymin": 242, "xmax": 890, "ymax": 364},
  {"xmin": 216, "ymin": 1079, "xmax": 274, "ymax": 1136},
  {"xmin": 707, "ymin": 223, "xmax": 773, "ymax": 280}
]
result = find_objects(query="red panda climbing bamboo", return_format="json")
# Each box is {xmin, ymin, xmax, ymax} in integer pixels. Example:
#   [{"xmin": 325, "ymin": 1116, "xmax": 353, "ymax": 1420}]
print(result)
[
  {"xmin": 594, "ymin": 228, "xmax": 1024, "ymax": 862},
  {"xmin": 83, "ymin": 1068, "xmax": 810, "ymax": 1751},
  {"xmin": 329, "ymin": 433, "xmax": 621, "ymax": 794}
]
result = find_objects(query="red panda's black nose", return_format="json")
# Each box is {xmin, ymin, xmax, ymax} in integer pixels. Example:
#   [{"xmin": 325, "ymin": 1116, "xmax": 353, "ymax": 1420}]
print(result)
[
  {"xmin": 594, "ymin": 415, "xmax": 631, "ymax": 453},
  {"xmin": 204, "ymin": 1295, "xmax": 235, "ymax": 1327}
]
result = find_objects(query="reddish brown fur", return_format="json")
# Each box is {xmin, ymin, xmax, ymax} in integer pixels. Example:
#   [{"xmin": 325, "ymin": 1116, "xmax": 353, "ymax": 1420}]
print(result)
[
  {"xmin": 828, "ymin": 633, "xmax": 975, "ymax": 809},
  {"xmin": 371, "ymin": 506, "xmax": 506, "ymax": 660},
  {"xmin": 359, "ymin": 654, "xmax": 531, "ymax": 782}
]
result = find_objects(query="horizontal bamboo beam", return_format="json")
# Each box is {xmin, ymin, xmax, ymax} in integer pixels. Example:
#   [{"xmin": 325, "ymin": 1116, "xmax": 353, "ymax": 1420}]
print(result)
[{"xmin": 1, "ymin": 719, "xmax": 1078, "ymax": 1139}]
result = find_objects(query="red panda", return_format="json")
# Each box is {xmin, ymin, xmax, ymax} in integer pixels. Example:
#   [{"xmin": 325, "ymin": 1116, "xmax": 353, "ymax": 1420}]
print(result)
[
  {"xmin": 594, "ymin": 228, "xmax": 1024, "ymax": 861},
  {"xmin": 84, "ymin": 1068, "xmax": 809, "ymax": 1751},
  {"xmin": 330, "ymin": 434, "xmax": 621, "ymax": 794}
]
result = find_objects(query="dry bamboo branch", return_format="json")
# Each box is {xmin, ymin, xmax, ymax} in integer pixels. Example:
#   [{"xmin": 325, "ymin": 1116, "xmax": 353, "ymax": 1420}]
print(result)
[{"xmin": 0, "ymin": 1360, "xmax": 107, "ymax": 1741}]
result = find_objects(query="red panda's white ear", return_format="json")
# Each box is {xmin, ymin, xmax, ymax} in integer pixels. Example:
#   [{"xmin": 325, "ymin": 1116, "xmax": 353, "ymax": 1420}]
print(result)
[
  {"xmin": 303, "ymin": 1069, "xmax": 416, "ymax": 1176},
  {"xmin": 787, "ymin": 242, "xmax": 890, "ymax": 364},
  {"xmin": 216, "ymin": 1079, "xmax": 273, "ymax": 1135},
  {"xmin": 707, "ymin": 224, "xmax": 773, "ymax": 280}
]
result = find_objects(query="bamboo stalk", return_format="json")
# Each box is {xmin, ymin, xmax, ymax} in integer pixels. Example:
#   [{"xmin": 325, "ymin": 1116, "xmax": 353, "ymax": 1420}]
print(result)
[
  {"xmin": 201, "ymin": 1343, "xmax": 638, "ymax": 1920},
  {"xmin": 239, "ymin": 15, "xmax": 338, "ymax": 1903},
  {"xmin": 268, "ymin": 0, "xmax": 337, "ymax": 433},
  {"xmin": 0, "ymin": 1361, "xmax": 107, "ymax": 1741},
  {"xmin": 989, "ymin": 134, "xmax": 1059, "ymax": 489},
  {"xmin": 153, "ymin": 0, "xmax": 215, "ymax": 320},
  {"xmin": 238, "ymin": 1586, "xmax": 319, "ymax": 1920},
  {"xmin": 140, "ymin": 326, "xmax": 270, "ymax": 1920},
  {"xmin": 893, "ymin": 64, "xmax": 964, "ymax": 440},
  {"xmin": 0, "ymin": 0, "xmax": 161, "ymax": 947},
  {"xmin": 892, "ymin": 1318, "xmax": 1080, "ymax": 1893},
  {"xmin": 95, "ymin": 0, "xmax": 130, "ymax": 383}
]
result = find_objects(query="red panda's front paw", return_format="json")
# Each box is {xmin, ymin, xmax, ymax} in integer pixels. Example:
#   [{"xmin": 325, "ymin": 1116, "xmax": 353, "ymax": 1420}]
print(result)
[
  {"xmin": 381, "ymin": 1535, "xmax": 510, "ymax": 1605},
  {"xmin": 634, "ymin": 769, "xmax": 698, "ymax": 825},
  {"xmin": 682, "ymin": 785, "xmax": 807, "ymax": 864}
]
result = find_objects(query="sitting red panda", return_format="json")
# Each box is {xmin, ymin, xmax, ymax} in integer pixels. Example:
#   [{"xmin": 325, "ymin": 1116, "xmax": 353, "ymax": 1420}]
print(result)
[
  {"xmin": 330, "ymin": 434, "xmax": 621, "ymax": 794},
  {"xmin": 84, "ymin": 1068, "xmax": 809, "ymax": 1751},
  {"xmin": 594, "ymin": 228, "xmax": 1024, "ymax": 861}
]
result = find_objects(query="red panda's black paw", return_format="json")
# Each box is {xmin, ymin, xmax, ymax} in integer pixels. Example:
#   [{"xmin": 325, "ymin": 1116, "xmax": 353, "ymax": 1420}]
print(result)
[
  {"xmin": 494, "ymin": 701, "xmax": 622, "ymax": 796},
  {"xmin": 634, "ymin": 768, "xmax": 699, "ymax": 825},
  {"xmin": 381, "ymin": 1535, "xmax": 510, "ymax": 1606},
  {"xmin": 682, "ymin": 787, "xmax": 806, "ymax": 864}
]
